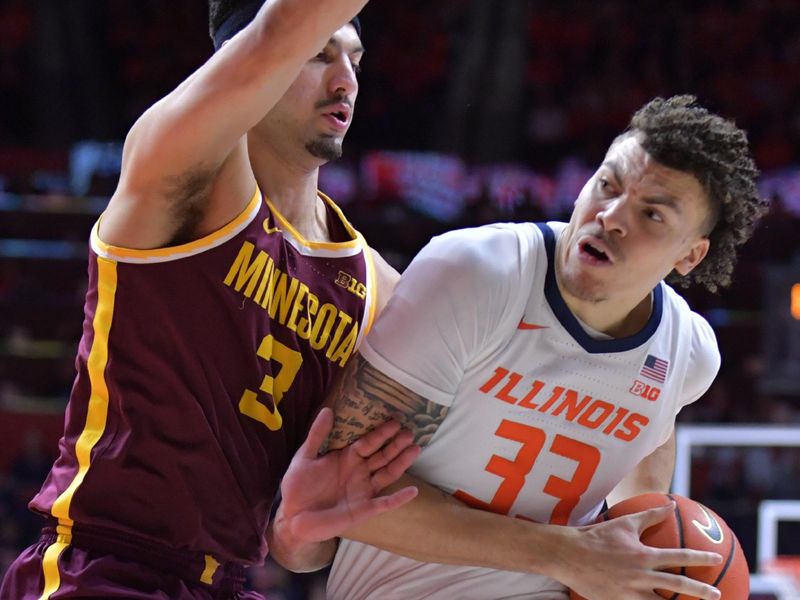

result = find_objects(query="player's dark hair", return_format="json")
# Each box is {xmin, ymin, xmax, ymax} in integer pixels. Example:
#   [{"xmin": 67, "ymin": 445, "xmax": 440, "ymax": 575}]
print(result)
[
  {"xmin": 209, "ymin": 0, "xmax": 239, "ymax": 40},
  {"xmin": 628, "ymin": 95, "xmax": 766, "ymax": 293},
  {"xmin": 209, "ymin": 0, "xmax": 361, "ymax": 50}
]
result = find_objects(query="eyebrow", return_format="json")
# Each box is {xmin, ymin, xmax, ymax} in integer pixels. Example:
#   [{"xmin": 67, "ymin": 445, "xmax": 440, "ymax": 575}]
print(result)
[
  {"xmin": 642, "ymin": 195, "xmax": 681, "ymax": 213},
  {"xmin": 325, "ymin": 37, "xmax": 365, "ymax": 56},
  {"xmin": 600, "ymin": 160, "xmax": 682, "ymax": 214},
  {"xmin": 600, "ymin": 160, "xmax": 622, "ymax": 184}
]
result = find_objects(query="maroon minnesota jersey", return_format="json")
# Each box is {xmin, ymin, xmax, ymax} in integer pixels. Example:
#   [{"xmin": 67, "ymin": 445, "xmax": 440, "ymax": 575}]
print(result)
[{"xmin": 30, "ymin": 189, "xmax": 378, "ymax": 567}]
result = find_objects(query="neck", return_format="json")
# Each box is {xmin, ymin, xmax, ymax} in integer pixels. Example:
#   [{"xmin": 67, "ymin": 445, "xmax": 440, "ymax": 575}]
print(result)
[
  {"xmin": 565, "ymin": 291, "xmax": 653, "ymax": 338},
  {"xmin": 247, "ymin": 134, "xmax": 329, "ymax": 241},
  {"xmin": 554, "ymin": 234, "xmax": 654, "ymax": 338}
]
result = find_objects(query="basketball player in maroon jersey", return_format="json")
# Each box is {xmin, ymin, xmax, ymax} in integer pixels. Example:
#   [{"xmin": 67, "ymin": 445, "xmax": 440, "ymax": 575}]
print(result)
[{"xmin": 0, "ymin": 1, "xmax": 421, "ymax": 598}]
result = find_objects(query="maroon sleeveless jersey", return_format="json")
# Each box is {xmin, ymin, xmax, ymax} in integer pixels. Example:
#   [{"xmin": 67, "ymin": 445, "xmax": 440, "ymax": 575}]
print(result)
[{"xmin": 29, "ymin": 189, "xmax": 378, "ymax": 566}]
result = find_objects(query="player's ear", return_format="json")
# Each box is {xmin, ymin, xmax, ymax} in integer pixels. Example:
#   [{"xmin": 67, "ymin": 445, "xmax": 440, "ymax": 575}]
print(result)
[{"xmin": 673, "ymin": 237, "xmax": 709, "ymax": 276}]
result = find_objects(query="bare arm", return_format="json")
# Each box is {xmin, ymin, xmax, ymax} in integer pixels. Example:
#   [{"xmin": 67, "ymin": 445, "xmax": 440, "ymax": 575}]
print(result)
[
  {"xmin": 329, "ymin": 356, "xmax": 561, "ymax": 569},
  {"xmin": 103, "ymin": 0, "xmax": 367, "ymax": 248},
  {"xmin": 328, "ymin": 359, "xmax": 721, "ymax": 600},
  {"xmin": 275, "ymin": 242, "xmax": 721, "ymax": 597},
  {"xmin": 266, "ymin": 251, "xmax": 404, "ymax": 572},
  {"xmin": 606, "ymin": 431, "xmax": 676, "ymax": 508},
  {"xmin": 326, "ymin": 355, "xmax": 449, "ymax": 449},
  {"xmin": 265, "ymin": 408, "xmax": 419, "ymax": 572}
]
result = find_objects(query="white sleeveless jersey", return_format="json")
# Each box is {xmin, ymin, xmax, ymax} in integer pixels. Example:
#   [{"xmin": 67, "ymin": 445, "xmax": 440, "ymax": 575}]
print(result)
[{"xmin": 328, "ymin": 222, "xmax": 720, "ymax": 600}]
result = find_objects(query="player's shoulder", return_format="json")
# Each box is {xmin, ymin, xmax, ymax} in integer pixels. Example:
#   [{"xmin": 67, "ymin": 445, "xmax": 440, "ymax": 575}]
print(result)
[
  {"xmin": 660, "ymin": 284, "xmax": 720, "ymax": 369},
  {"xmin": 660, "ymin": 284, "xmax": 714, "ymax": 335},
  {"xmin": 422, "ymin": 222, "xmax": 542, "ymax": 275},
  {"xmin": 426, "ymin": 222, "xmax": 531, "ymax": 251}
]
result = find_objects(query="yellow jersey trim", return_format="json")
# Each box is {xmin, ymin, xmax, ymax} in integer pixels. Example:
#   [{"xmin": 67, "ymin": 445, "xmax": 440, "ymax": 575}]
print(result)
[
  {"xmin": 42, "ymin": 258, "xmax": 117, "ymax": 597},
  {"xmin": 264, "ymin": 192, "xmax": 361, "ymax": 252},
  {"xmin": 359, "ymin": 234, "xmax": 378, "ymax": 341},
  {"xmin": 50, "ymin": 257, "xmax": 117, "ymax": 524},
  {"xmin": 200, "ymin": 555, "xmax": 221, "ymax": 584},
  {"xmin": 38, "ymin": 540, "xmax": 69, "ymax": 600},
  {"xmin": 92, "ymin": 187, "xmax": 261, "ymax": 263}
]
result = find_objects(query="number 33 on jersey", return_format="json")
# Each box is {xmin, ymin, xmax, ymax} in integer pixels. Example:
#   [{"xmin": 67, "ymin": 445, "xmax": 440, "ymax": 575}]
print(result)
[{"xmin": 357, "ymin": 222, "xmax": 720, "ymax": 527}]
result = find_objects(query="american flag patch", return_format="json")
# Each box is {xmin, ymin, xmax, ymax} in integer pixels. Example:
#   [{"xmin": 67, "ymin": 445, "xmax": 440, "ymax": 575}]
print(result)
[{"xmin": 640, "ymin": 354, "xmax": 669, "ymax": 383}]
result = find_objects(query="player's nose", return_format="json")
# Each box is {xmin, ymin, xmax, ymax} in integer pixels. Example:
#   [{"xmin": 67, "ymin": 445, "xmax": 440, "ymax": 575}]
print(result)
[
  {"xmin": 328, "ymin": 57, "xmax": 358, "ymax": 98},
  {"xmin": 596, "ymin": 197, "xmax": 629, "ymax": 236}
]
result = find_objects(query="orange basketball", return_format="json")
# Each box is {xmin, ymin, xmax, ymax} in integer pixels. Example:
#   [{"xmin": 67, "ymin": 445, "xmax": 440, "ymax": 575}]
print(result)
[{"xmin": 569, "ymin": 493, "xmax": 749, "ymax": 599}]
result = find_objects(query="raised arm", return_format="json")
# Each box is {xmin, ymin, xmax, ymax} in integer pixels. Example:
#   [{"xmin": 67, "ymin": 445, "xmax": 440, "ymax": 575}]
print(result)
[{"xmin": 102, "ymin": 0, "xmax": 367, "ymax": 249}]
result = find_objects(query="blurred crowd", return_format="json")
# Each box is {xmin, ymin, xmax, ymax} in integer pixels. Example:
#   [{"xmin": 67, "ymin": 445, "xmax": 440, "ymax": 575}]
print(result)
[
  {"xmin": 522, "ymin": 0, "xmax": 800, "ymax": 171},
  {"xmin": 2, "ymin": 1, "xmax": 799, "ymax": 179},
  {"xmin": 1, "ymin": 0, "xmax": 800, "ymax": 595}
]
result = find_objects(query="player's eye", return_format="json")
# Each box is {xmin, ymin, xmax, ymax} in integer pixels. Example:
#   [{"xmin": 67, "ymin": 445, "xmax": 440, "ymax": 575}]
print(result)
[{"xmin": 645, "ymin": 209, "xmax": 664, "ymax": 223}]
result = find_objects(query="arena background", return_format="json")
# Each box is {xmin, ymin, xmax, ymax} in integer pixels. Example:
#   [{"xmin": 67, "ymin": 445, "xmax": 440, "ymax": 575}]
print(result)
[{"xmin": 1, "ymin": 1, "xmax": 799, "ymax": 597}]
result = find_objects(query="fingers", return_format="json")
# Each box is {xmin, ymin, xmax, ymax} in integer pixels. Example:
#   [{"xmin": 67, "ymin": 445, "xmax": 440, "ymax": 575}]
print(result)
[
  {"xmin": 364, "ymin": 428, "xmax": 415, "ymax": 472},
  {"xmin": 650, "ymin": 571, "xmax": 721, "ymax": 600},
  {"xmin": 288, "ymin": 486, "xmax": 420, "ymax": 543},
  {"xmin": 370, "ymin": 445, "xmax": 422, "ymax": 491},
  {"xmin": 360, "ymin": 485, "xmax": 419, "ymax": 516},
  {"xmin": 298, "ymin": 407, "xmax": 334, "ymax": 459},
  {"xmin": 651, "ymin": 547, "xmax": 723, "ymax": 570},
  {"xmin": 350, "ymin": 419, "xmax": 402, "ymax": 458},
  {"xmin": 624, "ymin": 504, "xmax": 722, "ymax": 570},
  {"xmin": 330, "ymin": 485, "xmax": 418, "ymax": 534},
  {"xmin": 631, "ymin": 502, "xmax": 676, "ymax": 533}
]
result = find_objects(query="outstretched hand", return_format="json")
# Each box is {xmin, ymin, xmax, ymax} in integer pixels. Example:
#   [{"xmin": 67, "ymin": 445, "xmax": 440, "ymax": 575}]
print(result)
[
  {"xmin": 277, "ymin": 408, "xmax": 421, "ymax": 544},
  {"xmin": 562, "ymin": 503, "xmax": 722, "ymax": 600}
]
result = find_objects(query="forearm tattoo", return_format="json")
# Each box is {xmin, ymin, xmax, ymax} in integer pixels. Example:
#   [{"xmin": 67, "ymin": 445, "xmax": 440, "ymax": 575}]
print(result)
[{"xmin": 327, "ymin": 354, "xmax": 449, "ymax": 449}]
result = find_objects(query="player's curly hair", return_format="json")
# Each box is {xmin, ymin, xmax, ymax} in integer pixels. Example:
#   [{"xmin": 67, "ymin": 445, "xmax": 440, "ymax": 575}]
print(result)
[{"xmin": 628, "ymin": 95, "xmax": 766, "ymax": 293}]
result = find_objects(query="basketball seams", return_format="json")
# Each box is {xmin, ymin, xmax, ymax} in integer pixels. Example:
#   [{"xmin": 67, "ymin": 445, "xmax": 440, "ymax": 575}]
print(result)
[
  {"xmin": 666, "ymin": 493, "xmax": 684, "ymax": 600},
  {"xmin": 710, "ymin": 530, "xmax": 736, "ymax": 587},
  {"xmin": 677, "ymin": 497, "xmax": 739, "ymax": 600},
  {"xmin": 570, "ymin": 493, "xmax": 747, "ymax": 600}
]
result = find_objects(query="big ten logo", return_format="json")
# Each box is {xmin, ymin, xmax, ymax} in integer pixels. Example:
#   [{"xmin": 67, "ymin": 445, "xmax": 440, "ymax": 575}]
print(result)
[
  {"xmin": 335, "ymin": 271, "xmax": 367, "ymax": 299},
  {"xmin": 629, "ymin": 380, "xmax": 661, "ymax": 401}
]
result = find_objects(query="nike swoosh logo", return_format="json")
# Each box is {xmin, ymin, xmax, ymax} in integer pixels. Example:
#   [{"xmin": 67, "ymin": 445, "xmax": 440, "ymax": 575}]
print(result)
[
  {"xmin": 263, "ymin": 218, "xmax": 280, "ymax": 234},
  {"xmin": 518, "ymin": 320, "xmax": 548, "ymax": 330},
  {"xmin": 692, "ymin": 506, "xmax": 724, "ymax": 544}
]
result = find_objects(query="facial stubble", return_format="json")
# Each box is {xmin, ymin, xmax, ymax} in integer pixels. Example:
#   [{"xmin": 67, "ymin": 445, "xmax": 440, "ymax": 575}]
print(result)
[{"xmin": 306, "ymin": 135, "xmax": 343, "ymax": 161}]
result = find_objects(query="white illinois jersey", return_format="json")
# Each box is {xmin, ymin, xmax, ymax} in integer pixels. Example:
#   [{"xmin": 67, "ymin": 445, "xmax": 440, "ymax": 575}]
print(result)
[{"xmin": 328, "ymin": 222, "xmax": 721, "ymax": 600}]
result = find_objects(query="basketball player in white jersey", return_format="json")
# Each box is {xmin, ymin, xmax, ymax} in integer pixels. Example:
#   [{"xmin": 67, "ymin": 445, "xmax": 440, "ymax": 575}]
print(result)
[{"xmin": 324, "ymin": 96, "xmax": 765, "ymax": 600}]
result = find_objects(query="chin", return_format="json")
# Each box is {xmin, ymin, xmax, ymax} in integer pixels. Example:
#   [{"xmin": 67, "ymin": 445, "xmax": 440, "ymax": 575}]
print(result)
[
  {"xmin": 567, "ymin": 285, "xmax": 608, "ymax": 304},
  {"xmin": 306, "ymin": 137, "xmax": 343, "ymax": 161},
  {"xmin": 559, "ymin": 269, "xmax": 609, "ymax": 304}
]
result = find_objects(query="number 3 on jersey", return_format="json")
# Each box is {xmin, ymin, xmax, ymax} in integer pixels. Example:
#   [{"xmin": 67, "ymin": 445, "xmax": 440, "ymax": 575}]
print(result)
[
  {"xmin": 239, "ymin": 334, "xmax": 302, "ymax": 431},
  {"xmin": 454, "ymin": 420, "xmax": 600, "ymax": 524}
]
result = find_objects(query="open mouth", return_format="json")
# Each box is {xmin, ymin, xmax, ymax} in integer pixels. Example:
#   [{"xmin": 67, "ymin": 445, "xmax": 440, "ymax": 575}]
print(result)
[
  {"xmin": 581, "ymin": 241, "xmax": 610, "ymax": 262},
  {"xmin": 329, "ymin": 111, "xmax": 347, "ymax": 124}
]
